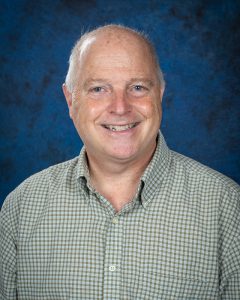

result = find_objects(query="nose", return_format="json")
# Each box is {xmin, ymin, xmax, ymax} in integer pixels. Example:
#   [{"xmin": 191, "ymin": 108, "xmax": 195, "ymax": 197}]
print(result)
[{"xmin": 108, "ymin": 89, "xmax": 131, "ymax": 115}]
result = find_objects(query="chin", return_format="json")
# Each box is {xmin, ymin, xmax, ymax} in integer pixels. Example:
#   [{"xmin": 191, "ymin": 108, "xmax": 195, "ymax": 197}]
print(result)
[{"xmin": 107, "ymin": 147, "xmax": 140, "ymax": 161}]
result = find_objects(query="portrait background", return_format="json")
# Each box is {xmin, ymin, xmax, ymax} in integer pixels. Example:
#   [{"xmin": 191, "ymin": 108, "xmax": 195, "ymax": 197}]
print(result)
[{"xmin": 1, "ymin": 0, "xmax": 240, "ymax": 207}]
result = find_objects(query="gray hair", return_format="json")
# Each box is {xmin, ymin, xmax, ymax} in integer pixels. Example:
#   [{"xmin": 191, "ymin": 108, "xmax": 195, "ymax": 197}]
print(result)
[{"xmin": 65, "ymin": 24, "xmax": 165, "ymax": 92}]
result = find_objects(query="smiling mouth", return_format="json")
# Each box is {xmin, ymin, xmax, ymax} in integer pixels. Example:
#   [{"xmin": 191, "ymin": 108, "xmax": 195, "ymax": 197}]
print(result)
[{"xmin": 102, "ymin": 122, "xmax": 139, "ymax": 132}]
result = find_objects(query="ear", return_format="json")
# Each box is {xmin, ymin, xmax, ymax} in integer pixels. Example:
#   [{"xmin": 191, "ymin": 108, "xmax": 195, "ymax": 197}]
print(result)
[{"xmin": 62, "ymin": 83, "xmax": 73, "ymax": 118}]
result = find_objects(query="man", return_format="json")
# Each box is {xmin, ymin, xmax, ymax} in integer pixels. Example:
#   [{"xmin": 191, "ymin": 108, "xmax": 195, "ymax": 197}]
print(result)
[{"xmin": 0, "ymin": 25, "xmax": 239, "ymax": 299}]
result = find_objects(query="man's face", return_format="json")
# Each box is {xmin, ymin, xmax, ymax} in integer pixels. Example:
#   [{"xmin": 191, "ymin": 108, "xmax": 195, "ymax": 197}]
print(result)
[{"xmin": 64, "ymin": 33, "xmax": 164, "ymax": 165}]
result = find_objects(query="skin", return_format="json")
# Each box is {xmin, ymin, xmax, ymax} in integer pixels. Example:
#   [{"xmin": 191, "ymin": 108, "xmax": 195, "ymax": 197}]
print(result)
[{"xmin": 63, "ymin": 28, "xmax": 164, "ymax": 211}]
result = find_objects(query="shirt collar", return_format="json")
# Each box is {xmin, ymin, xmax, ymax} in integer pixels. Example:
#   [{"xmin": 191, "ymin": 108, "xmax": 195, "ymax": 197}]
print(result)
[
  {"xmin": 140, "ymin": 131, "xmax": 172, "ymax": 208},
  {"xmin": 76, "ymin": 146, "xmax": 91, "ymax": 188},
  {"xmin": 76, "ymin": 130, "xmax": 172, "ymax": 208}
]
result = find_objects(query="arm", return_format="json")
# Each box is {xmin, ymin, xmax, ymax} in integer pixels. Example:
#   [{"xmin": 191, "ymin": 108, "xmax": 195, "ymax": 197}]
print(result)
[
  {"xmin": 220, "ymin": 236, "xmax": 240, "ymax": 299},
  {"xmin": 0, "ymin": 192, "xmax": 19, "ymax": 300},
  {"xmin": 219, "ymin": 185, "xmax": 240, "ymax": 299}
]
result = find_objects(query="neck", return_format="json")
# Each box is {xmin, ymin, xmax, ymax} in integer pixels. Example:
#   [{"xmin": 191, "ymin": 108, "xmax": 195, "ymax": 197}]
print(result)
[{"xmin": 86, "ymin": 144, "xmax": 156, "ymax": 212}]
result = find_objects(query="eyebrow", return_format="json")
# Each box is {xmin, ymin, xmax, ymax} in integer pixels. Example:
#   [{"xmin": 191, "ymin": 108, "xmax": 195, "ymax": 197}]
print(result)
[
  {"xmin": 83, "ymin": 78, "xmax": 155, "ymax": 89},
  {"xmin": 126, "ymin": 78, "xmax": 155, "ymax": 87},
  {"xmin": 83, "ymin": 78, "xmax": 109, "ymax": 89}
]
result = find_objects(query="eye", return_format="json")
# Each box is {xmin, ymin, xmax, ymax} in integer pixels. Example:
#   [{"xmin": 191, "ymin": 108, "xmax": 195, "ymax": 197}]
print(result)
[
  {"xmin": 133, "ymin": 85, "xmax": 145, "ymax": 91},
  {"xmin": 87, "ymin": 83, "xmax": 112, "ymax": 99},
  {"xmin": 90, "ymin": 86, "xmax": 104, "ymax": 93},
  {"xmin": 129, "ymin": 84, "xmax": 149, "ymax": 97}
]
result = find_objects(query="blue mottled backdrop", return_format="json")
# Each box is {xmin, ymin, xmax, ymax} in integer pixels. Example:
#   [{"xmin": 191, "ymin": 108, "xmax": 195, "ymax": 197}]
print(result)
[{"xmin": 1, "ymin": 0, "xmax": 240, "ymax": 207}]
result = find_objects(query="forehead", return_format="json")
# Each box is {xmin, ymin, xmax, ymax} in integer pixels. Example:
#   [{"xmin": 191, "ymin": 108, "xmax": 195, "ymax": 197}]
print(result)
[{"xmin": 78, "ymin": 31, "xmax": 155, "ymax": 78}]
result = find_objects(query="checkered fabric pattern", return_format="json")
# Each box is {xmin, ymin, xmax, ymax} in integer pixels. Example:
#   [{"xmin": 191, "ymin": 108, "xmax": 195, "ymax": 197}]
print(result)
[{"xmin": 1, "ymin": 132, "xmax": 240, "ymax": 299}]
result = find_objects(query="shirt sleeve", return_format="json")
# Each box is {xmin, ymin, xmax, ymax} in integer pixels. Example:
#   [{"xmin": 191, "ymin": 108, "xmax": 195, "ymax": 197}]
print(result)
[
  {"xmin": 219, "ymin": 186, "xmax": 240, "ymax": 299},
  {"xmin": 0, "ymin": 190, "xmax": 20, "ymax": 300},
  {"xmin": 221, "ymin": 274, "xmax": 240, "ymax": 299}
]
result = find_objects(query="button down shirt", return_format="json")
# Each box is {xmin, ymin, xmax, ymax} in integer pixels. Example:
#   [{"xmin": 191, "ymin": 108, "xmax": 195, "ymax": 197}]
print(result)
[{"xmin": 1, "ymin": 132, "xmax": 240, "ymax": 299}]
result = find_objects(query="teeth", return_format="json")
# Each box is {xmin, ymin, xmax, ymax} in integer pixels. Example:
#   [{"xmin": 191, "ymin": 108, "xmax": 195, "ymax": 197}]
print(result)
[{"xmin": 105, "ymin": 123, "xmax": 136, "ymax": 131}]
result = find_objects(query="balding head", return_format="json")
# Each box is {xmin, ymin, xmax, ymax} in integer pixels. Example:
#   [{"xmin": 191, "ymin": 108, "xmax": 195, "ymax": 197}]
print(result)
[{"xmin": 65, "ymin": 24, "xmax": 165, "ymax": 92}]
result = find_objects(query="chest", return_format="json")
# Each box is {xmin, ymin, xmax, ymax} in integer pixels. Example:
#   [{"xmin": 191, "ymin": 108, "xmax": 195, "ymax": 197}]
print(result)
[{"xmin": 17, "ymin": 197, "xmax": 220, "ymax": 299}]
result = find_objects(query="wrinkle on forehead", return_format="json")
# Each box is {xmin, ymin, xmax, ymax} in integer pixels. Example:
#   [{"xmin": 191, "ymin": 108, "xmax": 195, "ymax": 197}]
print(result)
[
  {"xmin": 76, "ymin": 29, "xmax": 158, "ymax": 84},
  {"xmin": 88, "ymin": 27, "xmax": 147, "ymax": 51},
  {"xmin": 83, "ymin": 31, "xmax": 151, "ymax": 63}
]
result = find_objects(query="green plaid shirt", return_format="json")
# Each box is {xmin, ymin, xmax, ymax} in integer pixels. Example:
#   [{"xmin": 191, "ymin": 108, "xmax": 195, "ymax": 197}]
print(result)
[{"xmin": 1, "ymin": 132, "xmax": 240, "ymax": 299}]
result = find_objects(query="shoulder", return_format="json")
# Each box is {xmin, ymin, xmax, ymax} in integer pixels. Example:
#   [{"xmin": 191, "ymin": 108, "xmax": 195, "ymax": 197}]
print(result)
[
  {"xmin": 170, "ymin": 150, "xmax": 240, "ymax": 197},
  {"xmin": 1, "ymin": 156, "xmax": 80, "ymax": 215},
  {"xmin": 167, "ymin": 150, "xmax": 239, "ymax": 224},
  {"xmin": 168, "ymin": 151, "xmax": 240, "ymax": 252},
  {"xmin": 1, "ymin": 157, "xmax": 81, "ymax": 244},
  {"xmin": 169, "ymin": 150, "xmax": 240, "ymax": 243},
  {"xmin": 25, "ymin": 156, "xmax": 79, "ymax": 186}
]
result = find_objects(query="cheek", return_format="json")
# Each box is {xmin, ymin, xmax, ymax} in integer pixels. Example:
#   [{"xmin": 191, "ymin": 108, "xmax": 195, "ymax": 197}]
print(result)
[
  {"xmin": 136, "ymin": 100, "xmax": 161, "ymax": 118},
  {"xmin": 72, "ymin": 100, "xmax": 105, "ymax": 122}
]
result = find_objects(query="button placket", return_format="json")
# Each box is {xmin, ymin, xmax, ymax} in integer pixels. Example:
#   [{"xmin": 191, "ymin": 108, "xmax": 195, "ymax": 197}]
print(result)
[
  {"xmin": 112, "ymin": 217, "xmax": 119, "ymax": 224},
  {"xmin": 103, "ymin": 216, "xmax": 123, "ymax": 299}
]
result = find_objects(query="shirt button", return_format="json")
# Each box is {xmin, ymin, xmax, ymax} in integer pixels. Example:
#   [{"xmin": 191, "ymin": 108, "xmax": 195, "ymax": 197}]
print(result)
[
  {"xmin": 109, "ymin": 265, "xmax": 117, "ymax": 272},
  {"xmin": 112, "ymin": 217, "xmax": 118, "ymax": 224}
]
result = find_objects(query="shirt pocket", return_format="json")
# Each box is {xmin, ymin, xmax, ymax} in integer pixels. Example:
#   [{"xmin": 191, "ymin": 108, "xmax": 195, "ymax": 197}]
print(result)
[{"xmin": 125, "ymin": 270, "xmax": 220, "ymax": 300}]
